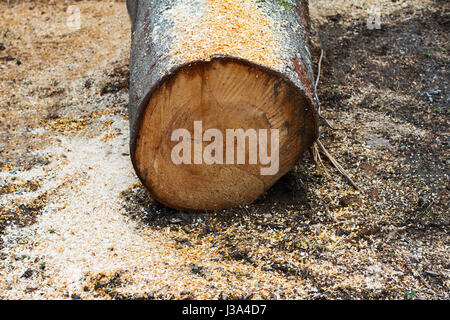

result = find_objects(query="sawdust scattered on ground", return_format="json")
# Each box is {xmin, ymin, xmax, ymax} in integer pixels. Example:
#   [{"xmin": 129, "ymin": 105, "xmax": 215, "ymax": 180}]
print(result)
[{"xmin": 0, "ymin": 0, "xmax": 448, "ymax": 299}]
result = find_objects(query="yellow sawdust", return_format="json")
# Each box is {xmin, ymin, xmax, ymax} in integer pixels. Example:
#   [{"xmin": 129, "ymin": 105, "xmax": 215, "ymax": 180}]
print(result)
[{"xmin": 168, "ymin": 0, "xmax": 282, "ymax": 70}]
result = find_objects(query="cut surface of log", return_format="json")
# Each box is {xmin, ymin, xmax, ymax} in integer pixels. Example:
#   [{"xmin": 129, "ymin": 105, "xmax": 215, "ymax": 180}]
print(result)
[
  {"xmin": 127, "ymin": 0, "xmax": 318, "ymax": 211},
  {"xmin": 135, "ymin": 58, "xmax": 315, "ymax": 210}
]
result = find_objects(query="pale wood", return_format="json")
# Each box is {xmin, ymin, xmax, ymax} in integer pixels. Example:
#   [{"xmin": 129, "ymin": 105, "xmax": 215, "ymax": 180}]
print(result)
[{"xmin": 135, "ymin": 59, "xmax": 315, "ymax": 210}]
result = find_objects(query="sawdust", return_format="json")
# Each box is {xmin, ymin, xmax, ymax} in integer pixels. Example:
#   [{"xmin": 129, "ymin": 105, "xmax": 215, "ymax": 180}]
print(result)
[{"xmin": 165, "ymin": 0, "xmax": 283, "ymax": 70}]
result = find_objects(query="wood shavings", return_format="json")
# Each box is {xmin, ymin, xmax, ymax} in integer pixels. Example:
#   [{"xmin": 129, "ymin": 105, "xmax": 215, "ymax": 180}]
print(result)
[{"xmin": 165, "ymin": 0, "xmax": 283, "ymax": 70}]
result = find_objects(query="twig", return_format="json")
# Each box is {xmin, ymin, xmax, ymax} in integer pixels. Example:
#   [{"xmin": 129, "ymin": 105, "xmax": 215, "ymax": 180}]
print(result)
[
  {"xmin": 311, "ymin": 48, "xmax": 359, "ymax": 190},
  {"xmin": 314, "ymin": 49, "xmax": 334, "ymax": 129},
  {"xmin": 313, "ymin": 50, "xmax": 324, "ymax": 101},
  {"xmin": 310, "ymin": 143, "xmax": 329, "ymax": 177},
  {"xmin": 316, "ymin": 140, "xmax": 360, "ymax": 191},
  {"xmin": 240, "ymin": 205, "xmax": 251, "ymax": 215},
  {"xmin": 422, "ymin": 197, "xmax": 436, "ymax": 214},
  {"xmin": 403, "ymin": 261, "xmax": 438, "ymax": 298}
]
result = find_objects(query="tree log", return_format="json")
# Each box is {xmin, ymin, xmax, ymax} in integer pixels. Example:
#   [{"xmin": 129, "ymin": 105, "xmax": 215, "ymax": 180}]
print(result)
[{"xmin": 127, "ymin": 0, "xmax": 318, "ymax": 211}]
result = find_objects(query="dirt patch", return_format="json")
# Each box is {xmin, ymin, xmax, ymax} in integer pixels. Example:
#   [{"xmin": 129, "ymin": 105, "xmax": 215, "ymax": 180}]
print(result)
[{"xmin": 0, "ymin": 192, "xmax": 48, "ymax": 249}]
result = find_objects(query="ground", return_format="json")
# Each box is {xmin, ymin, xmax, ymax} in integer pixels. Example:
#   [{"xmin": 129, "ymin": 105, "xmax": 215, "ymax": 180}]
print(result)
[{"xmin": 0, "ymin": 0, "xmax": 448, "ymax": 299}]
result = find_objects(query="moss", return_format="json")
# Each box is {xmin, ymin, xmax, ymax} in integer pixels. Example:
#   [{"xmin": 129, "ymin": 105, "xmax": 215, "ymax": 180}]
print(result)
[{"xmin": 256, "ymin": 0, "xmax": 292, "ymax": 9}]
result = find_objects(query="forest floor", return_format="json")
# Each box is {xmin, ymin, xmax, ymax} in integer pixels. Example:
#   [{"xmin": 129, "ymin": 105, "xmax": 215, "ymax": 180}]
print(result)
[{"xmin": 0, "ymin": 0, "xmax": 448, "ymax": 299}]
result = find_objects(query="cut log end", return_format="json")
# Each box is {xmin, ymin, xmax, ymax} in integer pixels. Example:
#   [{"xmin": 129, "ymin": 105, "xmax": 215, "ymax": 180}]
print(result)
[{"xmin": 133, "ymin": 58, "xmax": 316, "ymax": 211}]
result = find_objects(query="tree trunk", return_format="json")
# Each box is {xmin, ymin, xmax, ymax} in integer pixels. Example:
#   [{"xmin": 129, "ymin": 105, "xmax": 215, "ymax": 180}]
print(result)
[{"xmin": 127, "ymin": 0, "xmax": 318, "ymax": 211}]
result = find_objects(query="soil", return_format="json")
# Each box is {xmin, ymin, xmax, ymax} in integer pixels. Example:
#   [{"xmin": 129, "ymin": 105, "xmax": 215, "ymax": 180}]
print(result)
[{"xmin": 0, "ymin": 0, "xmax": 448, "ymax": 299}]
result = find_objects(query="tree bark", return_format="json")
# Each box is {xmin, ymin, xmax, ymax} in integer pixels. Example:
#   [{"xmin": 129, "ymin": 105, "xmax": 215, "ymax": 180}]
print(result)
[{"xmin": 127, "ymin": 0, "xmax": 318, "ymax": 211}]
